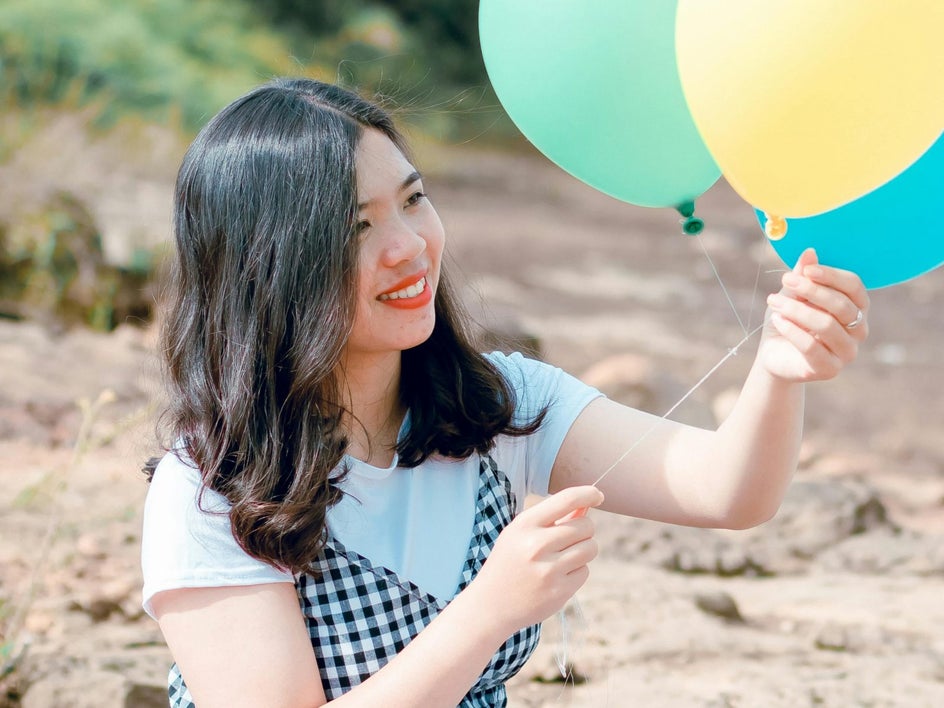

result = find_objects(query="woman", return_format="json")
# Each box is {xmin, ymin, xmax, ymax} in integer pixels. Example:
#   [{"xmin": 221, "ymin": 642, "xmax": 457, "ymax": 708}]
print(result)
[{"xmin": 141, "ymin": 78, "xmax": 869, "ymax": 707}]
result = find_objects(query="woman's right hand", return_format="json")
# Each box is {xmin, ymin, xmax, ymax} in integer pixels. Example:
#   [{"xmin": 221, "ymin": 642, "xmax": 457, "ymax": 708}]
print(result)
[{"xmin": 469, "ymin": 485, "xmax": 604, "ymax": 634}]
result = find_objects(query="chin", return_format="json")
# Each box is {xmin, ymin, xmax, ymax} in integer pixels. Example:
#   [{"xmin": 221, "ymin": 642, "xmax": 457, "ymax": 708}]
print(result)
[{"xmin": 403, "ymin": 320, "xmax": 436, "ymax": 351}]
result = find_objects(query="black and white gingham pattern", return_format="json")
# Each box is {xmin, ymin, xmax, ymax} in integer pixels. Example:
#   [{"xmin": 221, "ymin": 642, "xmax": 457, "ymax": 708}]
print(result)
[
  {"xmin": 455, "ymin": 454, "xmax": 542, "ymax": 701},
  {"xmin": 166, "ymin": 664, "xmax": 191, "ymax": 707},
  {"xmin": 166, "ymin": 453, "xmax": 539, "ymax": 707},
  {"xmin": 296, "ymin": 540, "xmax": 445, "ymax": 697}
]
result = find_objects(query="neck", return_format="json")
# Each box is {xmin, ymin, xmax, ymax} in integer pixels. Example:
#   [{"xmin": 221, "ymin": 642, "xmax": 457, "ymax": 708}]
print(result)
[{"xmin": 338, "ymin": 350, "xmax": 404, "ymax": 466}]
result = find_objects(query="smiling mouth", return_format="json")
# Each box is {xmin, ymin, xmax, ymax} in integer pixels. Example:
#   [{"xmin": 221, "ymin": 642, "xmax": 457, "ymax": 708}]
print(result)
[{"xmin": 378, "ymin": 277, "xmax": 427, "ymax": 301}]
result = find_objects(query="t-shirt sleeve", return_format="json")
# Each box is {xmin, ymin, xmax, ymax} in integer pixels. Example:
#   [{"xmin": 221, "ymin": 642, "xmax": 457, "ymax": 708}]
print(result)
[
  {"xmin": 485, "ymin": 351, "xmax": 604, "ymax": 497},
  {"xmin": 140, "ymin": 451, "xmax": 293, "ymax": 620}
]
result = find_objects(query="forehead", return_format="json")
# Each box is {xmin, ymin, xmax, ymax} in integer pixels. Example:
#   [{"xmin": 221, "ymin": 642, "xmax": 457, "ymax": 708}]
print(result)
[{"xmin": 355, "ymin": 129, "xmax": 414, "ymax": 199}]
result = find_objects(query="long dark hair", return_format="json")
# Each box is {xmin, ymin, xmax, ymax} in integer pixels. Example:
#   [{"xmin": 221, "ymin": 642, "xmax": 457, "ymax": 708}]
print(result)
[{"xmin": 147, "ymin": 78, "xmax": 544, "ymax": 573}]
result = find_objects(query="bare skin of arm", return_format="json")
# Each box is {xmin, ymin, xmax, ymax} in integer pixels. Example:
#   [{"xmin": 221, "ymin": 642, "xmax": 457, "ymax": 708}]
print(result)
[{"xmin": 551, "ymin": 250, "xmax": 870, "ymax": 529}]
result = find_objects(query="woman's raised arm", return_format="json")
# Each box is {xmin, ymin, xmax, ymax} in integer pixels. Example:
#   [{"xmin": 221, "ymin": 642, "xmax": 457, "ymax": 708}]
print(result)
[{"xmin": 550, "ymin": 249, "xmax": 869, "ymax": 530}]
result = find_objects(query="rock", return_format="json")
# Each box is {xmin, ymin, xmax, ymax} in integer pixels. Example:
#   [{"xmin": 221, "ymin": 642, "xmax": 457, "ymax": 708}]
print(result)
[
  {"xmin": 70, "ymin": 597, "xmax": 125, "ymax": 623},
  {"xmin": 530, "ymin": 656, "xmax": 590, "ymax": 685},
  {"xmin": 0, "ymin": 190, "xmax": 156, "ymax": 331},
  {"xmin": 124, "ymin": 682, "xmax": 169, "ymax": 708},
  {"xmin": 76, "ymin": 533, "xmax": 106, "ymax": 559},
  {"xmin": 814, "ymin": 624, "xmax": 848, "ymax": 652},
  {"xmin": 598, "ymin": 479, "xmax": 895, "ymax": 576},
  {"xmin": 21, "ymin": 671, "xmax": 167, "ymax": 708},
  {"xmin": 578, "ymin": 352, "xmax": 716, "ymax": 427},
  {"xmin": 24, "ymin": 610, "xmax": 55, "ymax": 634},
  {"xmin": 22, "ymin": 670, "xmax": 127, "ymax": 708},
  {"xmin": 813, "ymin": 529, "xmax": 944, "ymax": 575},
  {"xmin": 580, "ymin": 352, "xmax": 653, "ymax": 389},
  {"xmin": 812, "ymin": 623, "xmax": 904, "ymax": 655},
  {"xmin": 694, "ymin": 591, "xmax": 745, "ymax": 623},
  {"xmin": 728, "ymin": 479, "xmax": 893, "ymax": 565}
]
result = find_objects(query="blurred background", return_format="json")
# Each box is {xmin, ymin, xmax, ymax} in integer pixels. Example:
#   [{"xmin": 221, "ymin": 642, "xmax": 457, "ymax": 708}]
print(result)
[
  {"xmin": 2, "ymin": 2, "xmax": 943, "ymax": 706},
  {"xmin": 0, "ymin": 0, "xmax": 510, "ymax": 334}
]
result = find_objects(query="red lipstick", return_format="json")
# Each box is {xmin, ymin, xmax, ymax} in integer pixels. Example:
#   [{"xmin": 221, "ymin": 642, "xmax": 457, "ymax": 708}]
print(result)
[{"xmin": 377, "ymin": 271, "xmax": 432, "ymax": 310}]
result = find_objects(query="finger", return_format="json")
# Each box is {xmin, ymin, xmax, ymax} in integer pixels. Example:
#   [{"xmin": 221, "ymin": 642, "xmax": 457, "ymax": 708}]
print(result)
[
  {"xmin": 767, "ymin": 293, "xmax": 868, "ymax": 364},
  {"xmin": 565, "ymin": 565, "xmax": 590, "ymax": 591},
  {"xmin": 793, "ymin": 247, "xmax": 819, "ymax": 274},
  {"xmin": 557, "ymin": 537, "xmax": 599, "ymax": 573},
  {"xmin": 544, "ymin": 516, "xmax": 595, "ymax": 551},
  {"xmin": 769, "ymin": 312, "xmax": 843, "ymax": 374},
  {"xmin": 778, "ymin": 274, "xmax": 867, "ymax": 341},
  {"xmin": 527, "ymin": 486, "xmax": 604, "ymax": 527},
  {"xmin": 801, "ymin": 263, "xmax": 870, "ymax": 311},
  {"xmin": 557, "ymin": 506, "xmax": 588, "ymax": 524},
  {"xmin": 767, "ymin": 294, "xmax": 859, "ymax": 362}
]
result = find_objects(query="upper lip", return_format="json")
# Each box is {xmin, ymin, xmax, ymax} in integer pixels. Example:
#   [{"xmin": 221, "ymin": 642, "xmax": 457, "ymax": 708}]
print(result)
[{"xmin": 378, "ymin": 269, "xmax": 428, "ymax": 297}]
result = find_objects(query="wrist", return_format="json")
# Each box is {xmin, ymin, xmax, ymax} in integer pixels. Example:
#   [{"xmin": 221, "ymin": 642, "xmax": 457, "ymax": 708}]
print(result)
[
  {"xmin": 754, "ymin": 355, "xmax": 807, "ymax": 391},
  {"xmin": 456, "ymin": 574, "xmax": 518, "ymax": 642}
]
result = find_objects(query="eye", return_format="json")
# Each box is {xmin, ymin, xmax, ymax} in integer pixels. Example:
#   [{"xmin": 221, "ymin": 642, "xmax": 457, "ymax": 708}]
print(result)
[
  {"xmin": 405, "ymin": 191, "xmax": 427, "ymax": 207},
  {"xmin": 355, "ymin": 219, "xmax": 371, "ymax": 235}
]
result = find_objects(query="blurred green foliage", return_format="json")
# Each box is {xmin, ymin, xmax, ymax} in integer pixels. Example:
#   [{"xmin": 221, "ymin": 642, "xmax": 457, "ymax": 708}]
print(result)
[
  {"xmin": 0, "ymin": 191, "xmax": 152, "ymax": 331},
  {"xmin": 259, "ymin": 0, "xmax": 507, "ymax": 142},
  {"xmin": 0, "ymin": 0, "xmax": 515, "ymax": 331},
  {"xmin": 260, "ymin": 0, "xmax": 484, "ymax": 85},
  {"xmin": 0, "ymin": 0, "xmax": 506, "ymax": 140},
  {"xmin": 0, "ymin": 0, "xmax": 310, "ymax": 130}
]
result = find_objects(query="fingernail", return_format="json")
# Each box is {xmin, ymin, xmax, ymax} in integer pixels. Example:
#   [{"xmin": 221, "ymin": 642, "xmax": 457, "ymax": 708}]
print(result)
[
  {"xmin": 767, "ymin": 293, "xmax": 784, "ymax": 307},
  {"xmin": 804, "ymin": 265, "xmax": 823, "ymax": 279}
]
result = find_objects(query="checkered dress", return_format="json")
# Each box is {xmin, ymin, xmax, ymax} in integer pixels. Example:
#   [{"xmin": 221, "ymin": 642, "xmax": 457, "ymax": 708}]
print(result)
[{"xmin": 167, "ymin": 453, "xmax": 541, "ymax": 707}]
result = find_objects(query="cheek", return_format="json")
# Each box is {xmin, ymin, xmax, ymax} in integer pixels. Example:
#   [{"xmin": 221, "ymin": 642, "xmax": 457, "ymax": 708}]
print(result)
[
  {"xmin": 425, "ymin": 213, "xmax": 446, "ymax": 262},
  {"xmin": 352, "ymin": 264, "xmax": 378, "ymax": 325}
]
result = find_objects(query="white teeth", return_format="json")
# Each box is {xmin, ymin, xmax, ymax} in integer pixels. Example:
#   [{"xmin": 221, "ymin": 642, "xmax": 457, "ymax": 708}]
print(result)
[{"xmin": 379, "ymin": 277, "xmax": 426, "ymax": 301}]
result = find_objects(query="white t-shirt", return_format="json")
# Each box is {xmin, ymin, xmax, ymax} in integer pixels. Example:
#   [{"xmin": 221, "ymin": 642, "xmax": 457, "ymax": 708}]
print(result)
[{"xmin": 141, "ymin": 352, "xmax": 602, "ymax": 618}]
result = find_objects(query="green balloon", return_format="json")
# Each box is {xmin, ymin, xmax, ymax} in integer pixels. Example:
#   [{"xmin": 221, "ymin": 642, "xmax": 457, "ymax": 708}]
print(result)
[{"xmin": 480, "ymin": 0, "xmax": 719, "ymax": 208}]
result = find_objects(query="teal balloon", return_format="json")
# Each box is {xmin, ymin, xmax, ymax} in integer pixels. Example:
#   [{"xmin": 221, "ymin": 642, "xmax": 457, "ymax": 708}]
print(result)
[
  {"xmin": 479, "ymin": 0, "xmax": 719, "ymax": 208},
  {"xmin": 757, "ymin": 132, "xmax": 944, "ymax": 290}
]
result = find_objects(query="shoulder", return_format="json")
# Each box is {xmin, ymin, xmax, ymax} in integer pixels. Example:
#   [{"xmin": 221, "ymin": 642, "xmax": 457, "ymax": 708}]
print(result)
[
  {"xmin": 483, "ymin": 351, "xmax": 604, "ymax": 496},
  {"xmin": 483, "ymin": 349, "xmax": 545, "ymax": 380},
  {"xmin": 483, "ymin": 350, "xmax": 603, "ymax": 420},
  {"xmin": 141, "ymin": 448, "xmax": 292, "ymax": 619},
  {"xmin": 145, "ymin": 448, "xmax": 227, "ymax": 515},
  {"xmin": 483, "ymin": 350, "xmax": 558, "ymax": 401}
]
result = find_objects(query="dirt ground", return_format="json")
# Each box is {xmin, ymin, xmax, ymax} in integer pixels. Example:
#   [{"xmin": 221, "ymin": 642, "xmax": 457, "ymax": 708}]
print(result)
[{"xmin": 2, "ymin": 142, "xmax": 942, "ymax": 707}]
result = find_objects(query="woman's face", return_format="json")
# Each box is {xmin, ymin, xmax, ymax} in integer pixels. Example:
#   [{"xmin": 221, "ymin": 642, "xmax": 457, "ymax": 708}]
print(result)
[{"xmin": 344, "ymin": 129, "xmax": 445, "ymax": 360}]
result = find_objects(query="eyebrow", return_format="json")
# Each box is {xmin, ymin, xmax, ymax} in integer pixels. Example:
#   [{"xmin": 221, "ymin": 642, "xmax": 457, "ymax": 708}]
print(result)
[{"xmin": 357, "ymin": 171, "xmax": 422, "ymax": 210}]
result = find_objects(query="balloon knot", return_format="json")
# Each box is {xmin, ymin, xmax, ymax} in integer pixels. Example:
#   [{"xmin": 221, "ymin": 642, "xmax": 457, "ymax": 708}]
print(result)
[
  {"xmin": 681, "ymin": 216, "xmax": 704, "ymax": 235},
  {"xmin": 764, "ymin": 213, "xmax": 788, "ymax": 240}
]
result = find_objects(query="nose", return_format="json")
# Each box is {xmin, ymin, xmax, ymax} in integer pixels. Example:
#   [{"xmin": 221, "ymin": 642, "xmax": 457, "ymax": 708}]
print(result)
[{"xmin": 380, "ymin": 216, "xmax": 426, "ymax": 267}]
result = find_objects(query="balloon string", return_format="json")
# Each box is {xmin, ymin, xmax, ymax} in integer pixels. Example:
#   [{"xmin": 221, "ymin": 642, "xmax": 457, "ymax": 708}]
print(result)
[
  {"xmin": 591, "ymin": 322, "xmax": 764, "ymax": 489},
  {"xmin": 555, "ymin": 229, "xmax": 769, "ymax": 686},
  {"xmin": 554, "ymin": 322, "xmax": 766, "ymax": 686},
  {"xmin": 695, "ymin": 233, "xmax": 747, "ymax": 336},
  {"xmin": 746, "ymin": 260, "xmax": 763, "ymax": 332},
  {"xmin": 592, "ymin": 227, "xmax": 769, "ymax": 488}
]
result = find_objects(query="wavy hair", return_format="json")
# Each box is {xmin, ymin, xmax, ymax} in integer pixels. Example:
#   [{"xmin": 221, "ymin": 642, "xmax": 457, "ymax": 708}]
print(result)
[{"xmin": 146, "ymin": 78, "xmax": 544, "ymax": 573}]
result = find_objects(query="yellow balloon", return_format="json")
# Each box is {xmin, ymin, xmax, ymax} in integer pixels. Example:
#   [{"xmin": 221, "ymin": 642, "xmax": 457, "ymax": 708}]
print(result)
[{"xmin": 676, "ymin": 0, "xmax": 944, "ymax": 217}]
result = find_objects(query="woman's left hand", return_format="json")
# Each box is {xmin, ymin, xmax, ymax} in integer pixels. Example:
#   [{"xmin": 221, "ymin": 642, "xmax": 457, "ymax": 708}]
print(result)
[{"xmin": 760, "ymin": 248, "xmax": 870, "ymax": 383}]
